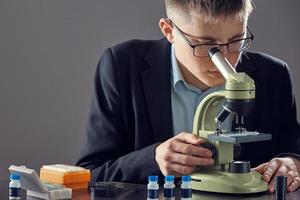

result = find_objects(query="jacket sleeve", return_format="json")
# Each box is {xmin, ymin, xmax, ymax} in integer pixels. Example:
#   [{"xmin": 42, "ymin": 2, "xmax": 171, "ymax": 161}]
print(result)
[
  {"xmin": 277, "ymin": 63, "xmax": 300, "ymax": 157},
  {"xmin": 76, "ymin": 48, "xmax": 161, "ymax": 184}
]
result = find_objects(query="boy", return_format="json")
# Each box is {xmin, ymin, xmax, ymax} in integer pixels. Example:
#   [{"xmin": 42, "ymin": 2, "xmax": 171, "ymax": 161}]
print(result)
[{"xmin": 77, "ymin": 0, "xmax": 300, "ymax": 192}]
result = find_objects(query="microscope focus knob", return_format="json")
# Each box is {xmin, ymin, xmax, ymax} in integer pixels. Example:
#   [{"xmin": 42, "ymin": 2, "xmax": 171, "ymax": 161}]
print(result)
[{"xmin": 228, "ymin": 161, "xmax": 250, "ymax": 173}]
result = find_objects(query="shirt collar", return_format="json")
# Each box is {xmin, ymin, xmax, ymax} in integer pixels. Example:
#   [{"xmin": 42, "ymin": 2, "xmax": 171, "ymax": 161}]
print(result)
[{"xmin": 171, "ymin": 44, "xmax": 184, "ymax": 87}]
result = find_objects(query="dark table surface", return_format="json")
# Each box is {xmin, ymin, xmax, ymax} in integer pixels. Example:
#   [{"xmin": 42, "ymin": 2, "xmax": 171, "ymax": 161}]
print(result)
[{"xmin": 1, "ymin": 180, "xmax": 299, "ymax": 199}]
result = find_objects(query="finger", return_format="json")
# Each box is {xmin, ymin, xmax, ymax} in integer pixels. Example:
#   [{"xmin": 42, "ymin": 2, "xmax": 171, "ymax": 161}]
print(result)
[
  {"xmin": 252, "ymin": 162, "xmax": 268, "ymax": 174},
  {"xmin": 175, "ymin": 132, "xmax": 205, "ymax": 145},
  {"xmin": 287, "ymin": 177, "xmax": 300, "ymax": 192},
  {"xmin": 286, "ymin": 170, "xmax": 298, "ymax": 187},
  {"xmin": 263, "ymin": 159, "xmax": 279, "ymax": 183},
  {"xmin": 268, "ymin": 166, "xmax": 287, "ymax": 193},
  {"xmin": 170, "ymin": 152, "xmax": 214, "ymax": 167},
  {"xmin": 171, "ymin": 141, "xmax": 212, "ymax": 157},
  {"xmin": 164, "ymin": 161, "xmax": 196, "ymax": 175}
]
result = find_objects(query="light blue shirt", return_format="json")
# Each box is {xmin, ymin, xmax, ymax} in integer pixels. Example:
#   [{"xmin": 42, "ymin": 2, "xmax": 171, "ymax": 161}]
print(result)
[{"xmin": 170, "ymin": 45, "xmax": 224, "ymax": 135}]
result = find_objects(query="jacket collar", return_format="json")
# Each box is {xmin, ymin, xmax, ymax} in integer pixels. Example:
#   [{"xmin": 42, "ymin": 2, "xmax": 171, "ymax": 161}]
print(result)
[{"xmin": 236, "ymin": 51, "xmax": 257, "ymax": 77}]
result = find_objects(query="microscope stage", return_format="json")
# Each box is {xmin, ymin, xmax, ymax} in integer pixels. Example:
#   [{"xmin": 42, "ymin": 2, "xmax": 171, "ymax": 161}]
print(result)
[{"xmin": 207, "ymin": 131, "xmax": 272, "ymax": 143}]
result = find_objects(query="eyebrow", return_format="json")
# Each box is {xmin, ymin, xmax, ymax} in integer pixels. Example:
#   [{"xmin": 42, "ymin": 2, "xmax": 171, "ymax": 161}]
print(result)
[
  {"xmin": 229, "ymin": 32, "xmax": 246, "ymax": 40},
  {"xmin": 188, "ymin": 32, "xmax": 246, "ymax": 43}
]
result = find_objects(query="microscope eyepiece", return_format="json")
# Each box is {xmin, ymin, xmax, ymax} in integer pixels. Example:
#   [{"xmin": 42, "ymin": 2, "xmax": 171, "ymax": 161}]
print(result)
[
  {"xmin": 208, "ymin": 47, "xmax": 220, "ymax": 58},
  {"xmin": 208, "ymin": 47, "xmax": 236, "ymax": 80}
]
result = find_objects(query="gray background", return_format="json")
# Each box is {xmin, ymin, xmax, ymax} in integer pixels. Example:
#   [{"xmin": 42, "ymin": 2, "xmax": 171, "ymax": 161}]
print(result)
[{"xmin": 0, "ymin": 0, "xmax": 299, "ymax": 179}]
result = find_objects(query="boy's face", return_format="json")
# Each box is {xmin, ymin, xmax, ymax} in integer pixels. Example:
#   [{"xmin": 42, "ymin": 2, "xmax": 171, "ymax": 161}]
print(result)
[{"xmin": 160, "ymin": 11, "xmax": 247, "ymax": 90}]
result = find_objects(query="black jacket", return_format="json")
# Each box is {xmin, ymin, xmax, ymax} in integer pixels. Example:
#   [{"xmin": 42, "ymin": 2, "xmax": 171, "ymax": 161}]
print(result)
[{"xmin": 77, "ymin": 38, "xmax": 300, "ymax": 184}]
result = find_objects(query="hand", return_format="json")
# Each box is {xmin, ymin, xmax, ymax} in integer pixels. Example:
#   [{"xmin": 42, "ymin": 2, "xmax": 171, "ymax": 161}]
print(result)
[
  {"xmin": 155, "ymin": 132, "xmax": 214, "ymax": 177},
  {"xmin": 253, "ymin": 157, "xmax": 300, "ymax": 193}
]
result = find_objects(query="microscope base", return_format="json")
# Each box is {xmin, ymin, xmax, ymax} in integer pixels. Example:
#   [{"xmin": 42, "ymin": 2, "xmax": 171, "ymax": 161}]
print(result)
[{"xmin": 191, "ymin": 169, "xmax": 268, "ymax": 194}]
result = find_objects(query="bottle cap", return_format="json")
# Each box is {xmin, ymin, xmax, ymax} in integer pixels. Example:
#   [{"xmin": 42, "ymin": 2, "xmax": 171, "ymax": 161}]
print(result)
[
  {"xmin": 182, "ymin": 175, "xmax": 191, "ymax": 182},
  {"xmin": 10, "ymin": 173, "xmax": 20, "ymax": 180},
  {"xmin": 165, "ymin": 175, "xmax": 174, "ymax": 182},
  {"xmin": 148, "ymin": 175, "xmax": 158, "ymax": 182}
]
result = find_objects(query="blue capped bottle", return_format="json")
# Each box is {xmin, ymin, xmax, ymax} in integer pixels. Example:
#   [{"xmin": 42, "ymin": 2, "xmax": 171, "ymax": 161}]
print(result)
[
  {"xmin": 181, "ymin": 175, "xmax": 192, "ymax": 200},
  {"xmin": 147, "ymin": 175, "xmax": 159, "ymax": 200},
  {"xmin": 164, "ymin": 175, "xmax": 175, "ymax": 200},
  {"xmin": 9, "ymin": 173, "xmax": 21, "ymax": 200}
]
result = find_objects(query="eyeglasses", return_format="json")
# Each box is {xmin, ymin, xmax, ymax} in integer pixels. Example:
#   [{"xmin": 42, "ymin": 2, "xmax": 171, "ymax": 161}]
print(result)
[{"xmin": 169, "ymin": 19, "xmax": 254, "ymax": 58}]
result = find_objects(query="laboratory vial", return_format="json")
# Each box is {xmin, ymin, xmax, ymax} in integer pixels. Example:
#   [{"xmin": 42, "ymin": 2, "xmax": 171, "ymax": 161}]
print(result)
[
  {"xmin": 181, "ymin": 175, "xmax": 192, "ymax": 200},
  {"xmin": 9, "ymin": 173, "xmax": 21, "ymax": 200},
  {"xmin": 275, "ymin": 175, "xmax": 287, "ymax": 200},
  {"xmin": 147, "ymin": 175, "xmax": 159, "ymax": 200},
  {"xmin": 164, "ymin": 175, "xmax": 175, "ymax": 200}
]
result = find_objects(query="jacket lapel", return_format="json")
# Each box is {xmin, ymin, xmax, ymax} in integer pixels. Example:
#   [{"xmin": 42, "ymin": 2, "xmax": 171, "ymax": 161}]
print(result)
[
  {"xmin": 141, "ymin": 39, "xmax": 173, "ymax": 142},
  {"xmin": 236, "ymin": 52, "xmax": 257, "ymax": 76}
]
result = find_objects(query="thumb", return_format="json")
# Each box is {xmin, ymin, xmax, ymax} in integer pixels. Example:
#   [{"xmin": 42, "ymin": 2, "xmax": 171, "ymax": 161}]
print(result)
[{"xmin": 252, "ymin": 162, "xmax": 268, "ymax": 174}]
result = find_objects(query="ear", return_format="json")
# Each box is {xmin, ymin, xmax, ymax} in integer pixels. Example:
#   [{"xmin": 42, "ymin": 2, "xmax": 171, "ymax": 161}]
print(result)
[{"xmin": 159, "ymin": 18, "xmax": 175, "ymax": 43}]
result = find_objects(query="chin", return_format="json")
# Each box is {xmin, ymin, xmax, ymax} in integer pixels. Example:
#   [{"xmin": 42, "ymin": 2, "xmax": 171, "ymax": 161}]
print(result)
[
  {"xmin": 207, "ymin": 82, "xmax": 223, "ymax": 88},
  {"xmin": 204, "ymin": 78, "xmax": 225, "ymax": 88}
]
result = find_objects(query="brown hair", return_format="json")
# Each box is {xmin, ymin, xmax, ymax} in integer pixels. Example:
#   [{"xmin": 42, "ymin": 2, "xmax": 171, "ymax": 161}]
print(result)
[{"xmin": 165, "ymin": 0, "xmax": 253, "ymax": 22}]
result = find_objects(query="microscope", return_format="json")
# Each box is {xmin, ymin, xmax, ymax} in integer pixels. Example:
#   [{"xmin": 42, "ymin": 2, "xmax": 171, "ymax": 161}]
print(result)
[{"xmin": 191, "ymin": 47, "xmax": 272, "ymax": 194}]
